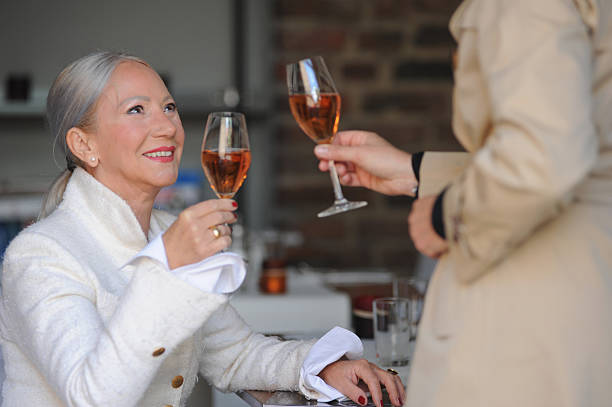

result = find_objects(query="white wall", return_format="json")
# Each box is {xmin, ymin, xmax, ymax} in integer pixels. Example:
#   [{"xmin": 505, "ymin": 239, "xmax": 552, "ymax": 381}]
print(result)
[{"xmin": 0, "ymin": 0, "xmax": 234, "ymax": 104}]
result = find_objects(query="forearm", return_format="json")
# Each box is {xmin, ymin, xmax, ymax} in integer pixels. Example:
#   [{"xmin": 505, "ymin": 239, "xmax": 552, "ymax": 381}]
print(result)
[{"xmin": 198, "ymin": 304, "xmax": 315, "ymax": 392}]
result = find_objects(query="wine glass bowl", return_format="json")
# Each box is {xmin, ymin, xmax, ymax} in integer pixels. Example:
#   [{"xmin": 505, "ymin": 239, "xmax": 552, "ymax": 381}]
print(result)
[
  {"xmin": 288, "ymin": 93, "xmax": 341, "ymax": 145},
  {"xmin": 201, "ymin": 112, "xmax": 251, "ymax": 199},
  {"xmin": 286, "ymin": 56, "xmax": 367, "ymax": 217}
]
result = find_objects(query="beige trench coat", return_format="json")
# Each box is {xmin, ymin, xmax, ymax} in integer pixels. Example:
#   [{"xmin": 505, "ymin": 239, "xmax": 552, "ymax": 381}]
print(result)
[{"xmin": 407, "ymin": 0, "xmax": 612, "ymax": 406}]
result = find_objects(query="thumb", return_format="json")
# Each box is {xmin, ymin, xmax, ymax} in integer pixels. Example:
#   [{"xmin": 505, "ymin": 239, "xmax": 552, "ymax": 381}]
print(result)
[{"xmin": 314, "ymin": 144, "xmax": 361, "ymax": 163}]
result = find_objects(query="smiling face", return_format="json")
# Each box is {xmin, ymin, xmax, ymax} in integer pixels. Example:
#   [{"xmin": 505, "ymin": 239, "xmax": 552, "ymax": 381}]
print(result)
[{"xmin": 87, "ymin": 60, "xmax": 184, "ymax": 201}]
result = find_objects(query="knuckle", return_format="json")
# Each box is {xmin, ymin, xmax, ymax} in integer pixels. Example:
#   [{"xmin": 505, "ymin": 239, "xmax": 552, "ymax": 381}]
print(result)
[
  {"xmin": 179, "ymin": 209, "xmax": 191, "ymax": 223},
  {"xmin": 212, "ymin": 212, "xmax": 225, "ymax": 225},
  {"xmin": 357, "ymin": 359, "xmax": 370, "ymax": 369},
  {"xmin": 202, "ymin": 199, "xmax": 216, "ymax": 212},
  {"xmin": 220, "ymin": 236, "xmax": 232, "ymax": 247}
]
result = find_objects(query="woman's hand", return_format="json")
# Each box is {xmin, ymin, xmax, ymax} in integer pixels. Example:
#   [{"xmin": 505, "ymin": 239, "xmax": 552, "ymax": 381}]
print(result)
[
  {"xmin": 318, "ymin": 359, "xmax": 405, "ymax": 407},
  {"xmin": 314, "ymin": 130, "xmax": 417, "ymax": 197},
  {"xmin": 163, "ymin": 199, "xmax": 238, "ymax": 269},
  {"xmin": 408, "ymin": 195, "xmax": 448, "ymax": 258}
]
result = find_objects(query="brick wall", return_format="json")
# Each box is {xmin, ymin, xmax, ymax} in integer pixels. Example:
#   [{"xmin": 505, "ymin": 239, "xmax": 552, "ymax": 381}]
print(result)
[{"xmin": 270, "ymin": 0, "xmax": 463, "ymax": 273}]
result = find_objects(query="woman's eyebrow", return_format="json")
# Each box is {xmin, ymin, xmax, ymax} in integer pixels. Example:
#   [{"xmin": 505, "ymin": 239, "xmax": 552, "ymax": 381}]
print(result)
[{"xmin": 119, "ymin": 95, "xmax": 150, "ymax": 106}]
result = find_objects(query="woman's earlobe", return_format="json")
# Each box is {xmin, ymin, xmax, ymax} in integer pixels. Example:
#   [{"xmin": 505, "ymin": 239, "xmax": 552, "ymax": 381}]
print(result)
[{"xmin": 66, "ymin": 127, "xmax": 97, "ymax": 166}]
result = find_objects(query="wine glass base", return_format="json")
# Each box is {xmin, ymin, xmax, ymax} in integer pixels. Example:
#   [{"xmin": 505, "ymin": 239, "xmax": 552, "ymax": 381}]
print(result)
[{"xmin": 317, "ymin": 200, "xmax": 368, "ymax": 218}]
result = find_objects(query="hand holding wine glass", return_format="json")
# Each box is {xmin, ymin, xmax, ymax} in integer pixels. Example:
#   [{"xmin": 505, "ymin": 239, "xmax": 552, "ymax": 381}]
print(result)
[
  {"xmin": 314, "ymin": 130, "xmax": 417, "ymax": 197},
  {"xmin": 162, "ymin": 199, "xmax": 238, "ymax": 269},
  {"xmin": 286, "ymin": 56, "xmax": 367, "ymax": 217}
]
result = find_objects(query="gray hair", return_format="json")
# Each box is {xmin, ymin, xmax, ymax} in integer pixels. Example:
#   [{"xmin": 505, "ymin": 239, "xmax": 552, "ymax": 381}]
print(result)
[{"xmin": 39, "ymin": 51, "xmax": 149, "ymax": 219}]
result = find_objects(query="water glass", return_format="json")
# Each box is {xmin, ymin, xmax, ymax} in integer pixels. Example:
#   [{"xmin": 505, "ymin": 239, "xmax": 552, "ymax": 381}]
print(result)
[
  {"xmin": 392, "ymin": 276, "xmax": 427, "ymax": 339},
  {"xmin": 373, "ymin": 297, "xmax": 411, "ymax": 367}
]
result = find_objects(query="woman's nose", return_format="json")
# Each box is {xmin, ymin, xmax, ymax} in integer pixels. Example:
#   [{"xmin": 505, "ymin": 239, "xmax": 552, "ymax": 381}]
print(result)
[{"xmin": 152, "ymin": 109, "xmax": 177, "ymax": 138}]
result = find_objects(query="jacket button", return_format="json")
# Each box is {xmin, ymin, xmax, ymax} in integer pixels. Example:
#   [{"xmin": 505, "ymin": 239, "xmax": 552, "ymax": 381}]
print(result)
[
  {"xmin": 171, "ymin": 375, "xmax": 184, "ymax": 388},
  {"xmin": 152, "ymin": 347, "xmax": 165, "ymax": 357}
]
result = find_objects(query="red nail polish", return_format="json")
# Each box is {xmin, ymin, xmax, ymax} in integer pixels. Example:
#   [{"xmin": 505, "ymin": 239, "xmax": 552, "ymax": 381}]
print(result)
[
  {"xmin": 358, "ymin": 396, "xmax": 366, "ymax": 405},
  {"xmin": 380, "ymin": 400, "xmax": 384, "ymax": 406},
  {"xmin": 232, "ymin": 201, "xmax": 238, "ymax": 208}
]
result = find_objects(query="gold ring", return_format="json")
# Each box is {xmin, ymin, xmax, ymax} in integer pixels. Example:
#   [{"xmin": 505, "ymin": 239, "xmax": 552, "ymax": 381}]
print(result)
[
  {"xmin": 211, "ymin": 226, "xmax": 221, "ymax": 238},
  {"xmin": 386, "ymin": 368, "xmax": 399, "ymax": 376}
]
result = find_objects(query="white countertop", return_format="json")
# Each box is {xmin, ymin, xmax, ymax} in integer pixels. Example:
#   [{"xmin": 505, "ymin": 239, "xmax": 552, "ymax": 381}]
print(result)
[{"xmin": 229, "ymin": 270, "xmax": 352, "ymax": 336}]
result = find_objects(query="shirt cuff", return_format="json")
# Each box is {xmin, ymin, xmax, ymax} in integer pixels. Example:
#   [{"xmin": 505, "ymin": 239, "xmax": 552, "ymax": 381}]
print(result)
[
  {"xmin": 411, "ymin": 151, "xmax": 424, "ymax": 182},
  {"xmin": 432, "ymin": 189, "xmax": 447, "ymax": 239},
  {"xmin": 136, "ymin": 234, "xmax": 170, "ymax": 267},
  {"xmin": 411, "ymin": 151, "xmax": 424, "ymax": 197},
  {"xmin": 129, "ymin": 234, "xmax": 247, "ymax": 294},
  {"xmin": 298, "ymin": 327, "xmax": 363, "ymax": 402}
]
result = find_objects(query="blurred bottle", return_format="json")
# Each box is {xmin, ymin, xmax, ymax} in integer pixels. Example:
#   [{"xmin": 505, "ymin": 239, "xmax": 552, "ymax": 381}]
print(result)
[
  {"xmin": 245, "ymin": 229, "xmax": 303, "ymax": 295},
  {"xmin": 259, "ymin": 258, "xmax": 287, "ymax": 295}
]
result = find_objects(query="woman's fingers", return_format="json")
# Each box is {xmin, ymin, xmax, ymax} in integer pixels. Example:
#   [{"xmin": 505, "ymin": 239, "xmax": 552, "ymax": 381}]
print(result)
[
  {"xmin": 317, "ymin": 360, "xmax": 368, "ymax": 406},
  {"xmin": 335, "ymin": 379, "xmax": 369, "ymax": 407},
  {"xmin": 372, "ymin": 365, "xmax": 404, "ymax": 406},
  {"xmin": 408, "ymin": 195, "xmax": 448, "ymax": 258},
  {"xmin": 208, "ymin": 234, "xmax": 232, "ymax": 253},
  {"xmin": 164, "ymin": 199, "xmax": 239, "ymax": 268},
  {"xmin": 395, "ymin": 374, "xmax": 406, "ymax": 404},
  {"xmin": 189, "ymin": 198, "xmax": 238, "ymax": 219},
  {"xmin": 353, "ymin": 360, "xmax": 385, "ymax": 407},
  {"xmin": 319, "ymin": 359, "xmax": 406, "ymax": 407}
]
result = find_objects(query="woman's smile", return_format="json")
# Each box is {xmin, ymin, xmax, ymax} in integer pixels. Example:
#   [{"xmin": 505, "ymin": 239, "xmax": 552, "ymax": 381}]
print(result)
[{"xmin": 143, "ymin": 146, "xmax": 176, "ymax": 162}]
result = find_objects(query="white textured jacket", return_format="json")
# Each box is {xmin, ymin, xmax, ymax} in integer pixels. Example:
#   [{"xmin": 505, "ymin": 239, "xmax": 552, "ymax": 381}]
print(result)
[{"xmin": 0, "ymin": 168, "xmax": 317, "ymax": 406}]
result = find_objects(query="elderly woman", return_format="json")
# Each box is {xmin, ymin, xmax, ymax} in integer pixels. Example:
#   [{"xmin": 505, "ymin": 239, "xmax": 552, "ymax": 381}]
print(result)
[{"xmin": 0, "ymin": 52, "xmax": 404, "ymax": 407}]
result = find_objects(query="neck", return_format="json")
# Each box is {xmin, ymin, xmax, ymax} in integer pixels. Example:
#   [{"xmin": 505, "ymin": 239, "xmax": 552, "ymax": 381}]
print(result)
[
  {"xmin": 125, "ymin": 195, "xmax": 156, "ymax": 237},
  {"xmin": 87, "ymin": 169, "xmax": 158, "ymax": 238}
]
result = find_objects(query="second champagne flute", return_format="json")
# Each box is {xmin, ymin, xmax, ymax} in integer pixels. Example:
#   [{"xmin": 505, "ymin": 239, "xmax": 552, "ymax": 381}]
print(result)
[
  {"xmin": 201, "ymin": 112, "xmax": 251, "ymax": 200},
  {"xmin": 286, "ymin": 56, "xmax": 367, "ymax": 217}
]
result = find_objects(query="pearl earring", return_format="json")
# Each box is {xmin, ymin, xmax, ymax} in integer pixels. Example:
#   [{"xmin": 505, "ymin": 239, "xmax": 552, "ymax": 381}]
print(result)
[{"xmin": 90, "ymin": 157, "xmax": 96, "ymax": 162}]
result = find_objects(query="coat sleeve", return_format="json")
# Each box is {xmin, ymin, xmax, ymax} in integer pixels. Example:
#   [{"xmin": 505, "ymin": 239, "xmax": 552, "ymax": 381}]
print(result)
[
  {"xmin": 196, "ymin": 303, "xmax": 316, "ymax": 392},
  {"xmin": 419, "ymin": 152, "xmax": 471, "ymax": 197},
  {"xmin": 0, "ymin": 231, "xmax": 228, "ymax": 407},
  {"xmin": 442, "ymin": 0, "xmax": 598, "ymax": 283}
]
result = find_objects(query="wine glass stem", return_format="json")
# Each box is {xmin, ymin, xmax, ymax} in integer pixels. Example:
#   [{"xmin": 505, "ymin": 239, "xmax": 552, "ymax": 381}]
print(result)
[{"xmin": 328, "ymin": 160, "xmax": 348, "ymax": 203}]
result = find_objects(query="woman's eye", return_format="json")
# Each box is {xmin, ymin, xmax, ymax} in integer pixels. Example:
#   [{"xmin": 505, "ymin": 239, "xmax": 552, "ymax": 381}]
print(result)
[
  {"xmin": 164, "ymin": 102, "xmax": 177, "ymax": 112},
  {"xmin": 127, "ymin": 105, "xmax": 144, "ymax": 114}
]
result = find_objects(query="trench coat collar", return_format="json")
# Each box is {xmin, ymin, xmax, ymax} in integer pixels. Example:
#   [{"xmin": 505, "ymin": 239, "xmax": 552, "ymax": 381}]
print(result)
[{"xmin": 449, "ymin": 0, "xmax": 478, "ymax": 41}]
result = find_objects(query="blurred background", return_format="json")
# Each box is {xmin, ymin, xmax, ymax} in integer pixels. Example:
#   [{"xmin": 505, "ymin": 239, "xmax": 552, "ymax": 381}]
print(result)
[
  {"xmin": 0, "ymin": 0, "xmax": 463, "ymax": 404},
  {"xmin": 0, "ymin": 0, "xmax": 462, "ymax": 272}
]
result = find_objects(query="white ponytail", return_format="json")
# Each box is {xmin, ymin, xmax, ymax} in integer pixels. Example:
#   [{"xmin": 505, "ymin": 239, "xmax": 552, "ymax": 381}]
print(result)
[{"xmin": 38, "ymin": 170, "xmax": 72, "ymax": 220}]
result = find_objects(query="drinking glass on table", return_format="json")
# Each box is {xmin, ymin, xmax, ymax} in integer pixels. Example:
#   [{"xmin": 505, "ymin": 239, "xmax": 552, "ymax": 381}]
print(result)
[
  {"xmin": 201, "ymin": 112, "xmax": 251, "ymax": 200},
  {"xmin": 286, "ymin": 56, "xmax": 367, "ymax": 217},
  {"xmin": 393, "ymin": 277, "xmax": 428, "ymax": 341},
  {"xmin": 373, "ymin": 297, "xmax": 411, "ymax": 385}
]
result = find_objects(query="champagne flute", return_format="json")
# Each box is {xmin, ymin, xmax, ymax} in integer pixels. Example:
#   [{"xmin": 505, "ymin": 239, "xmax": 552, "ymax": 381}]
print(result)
[
  {"xmin": 286, "ymin": 56, "xmax": 367, "ymax": 217},
  {"xmin": 201, "ymin": 112, "xmax": 251, "ymax": 200}
]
